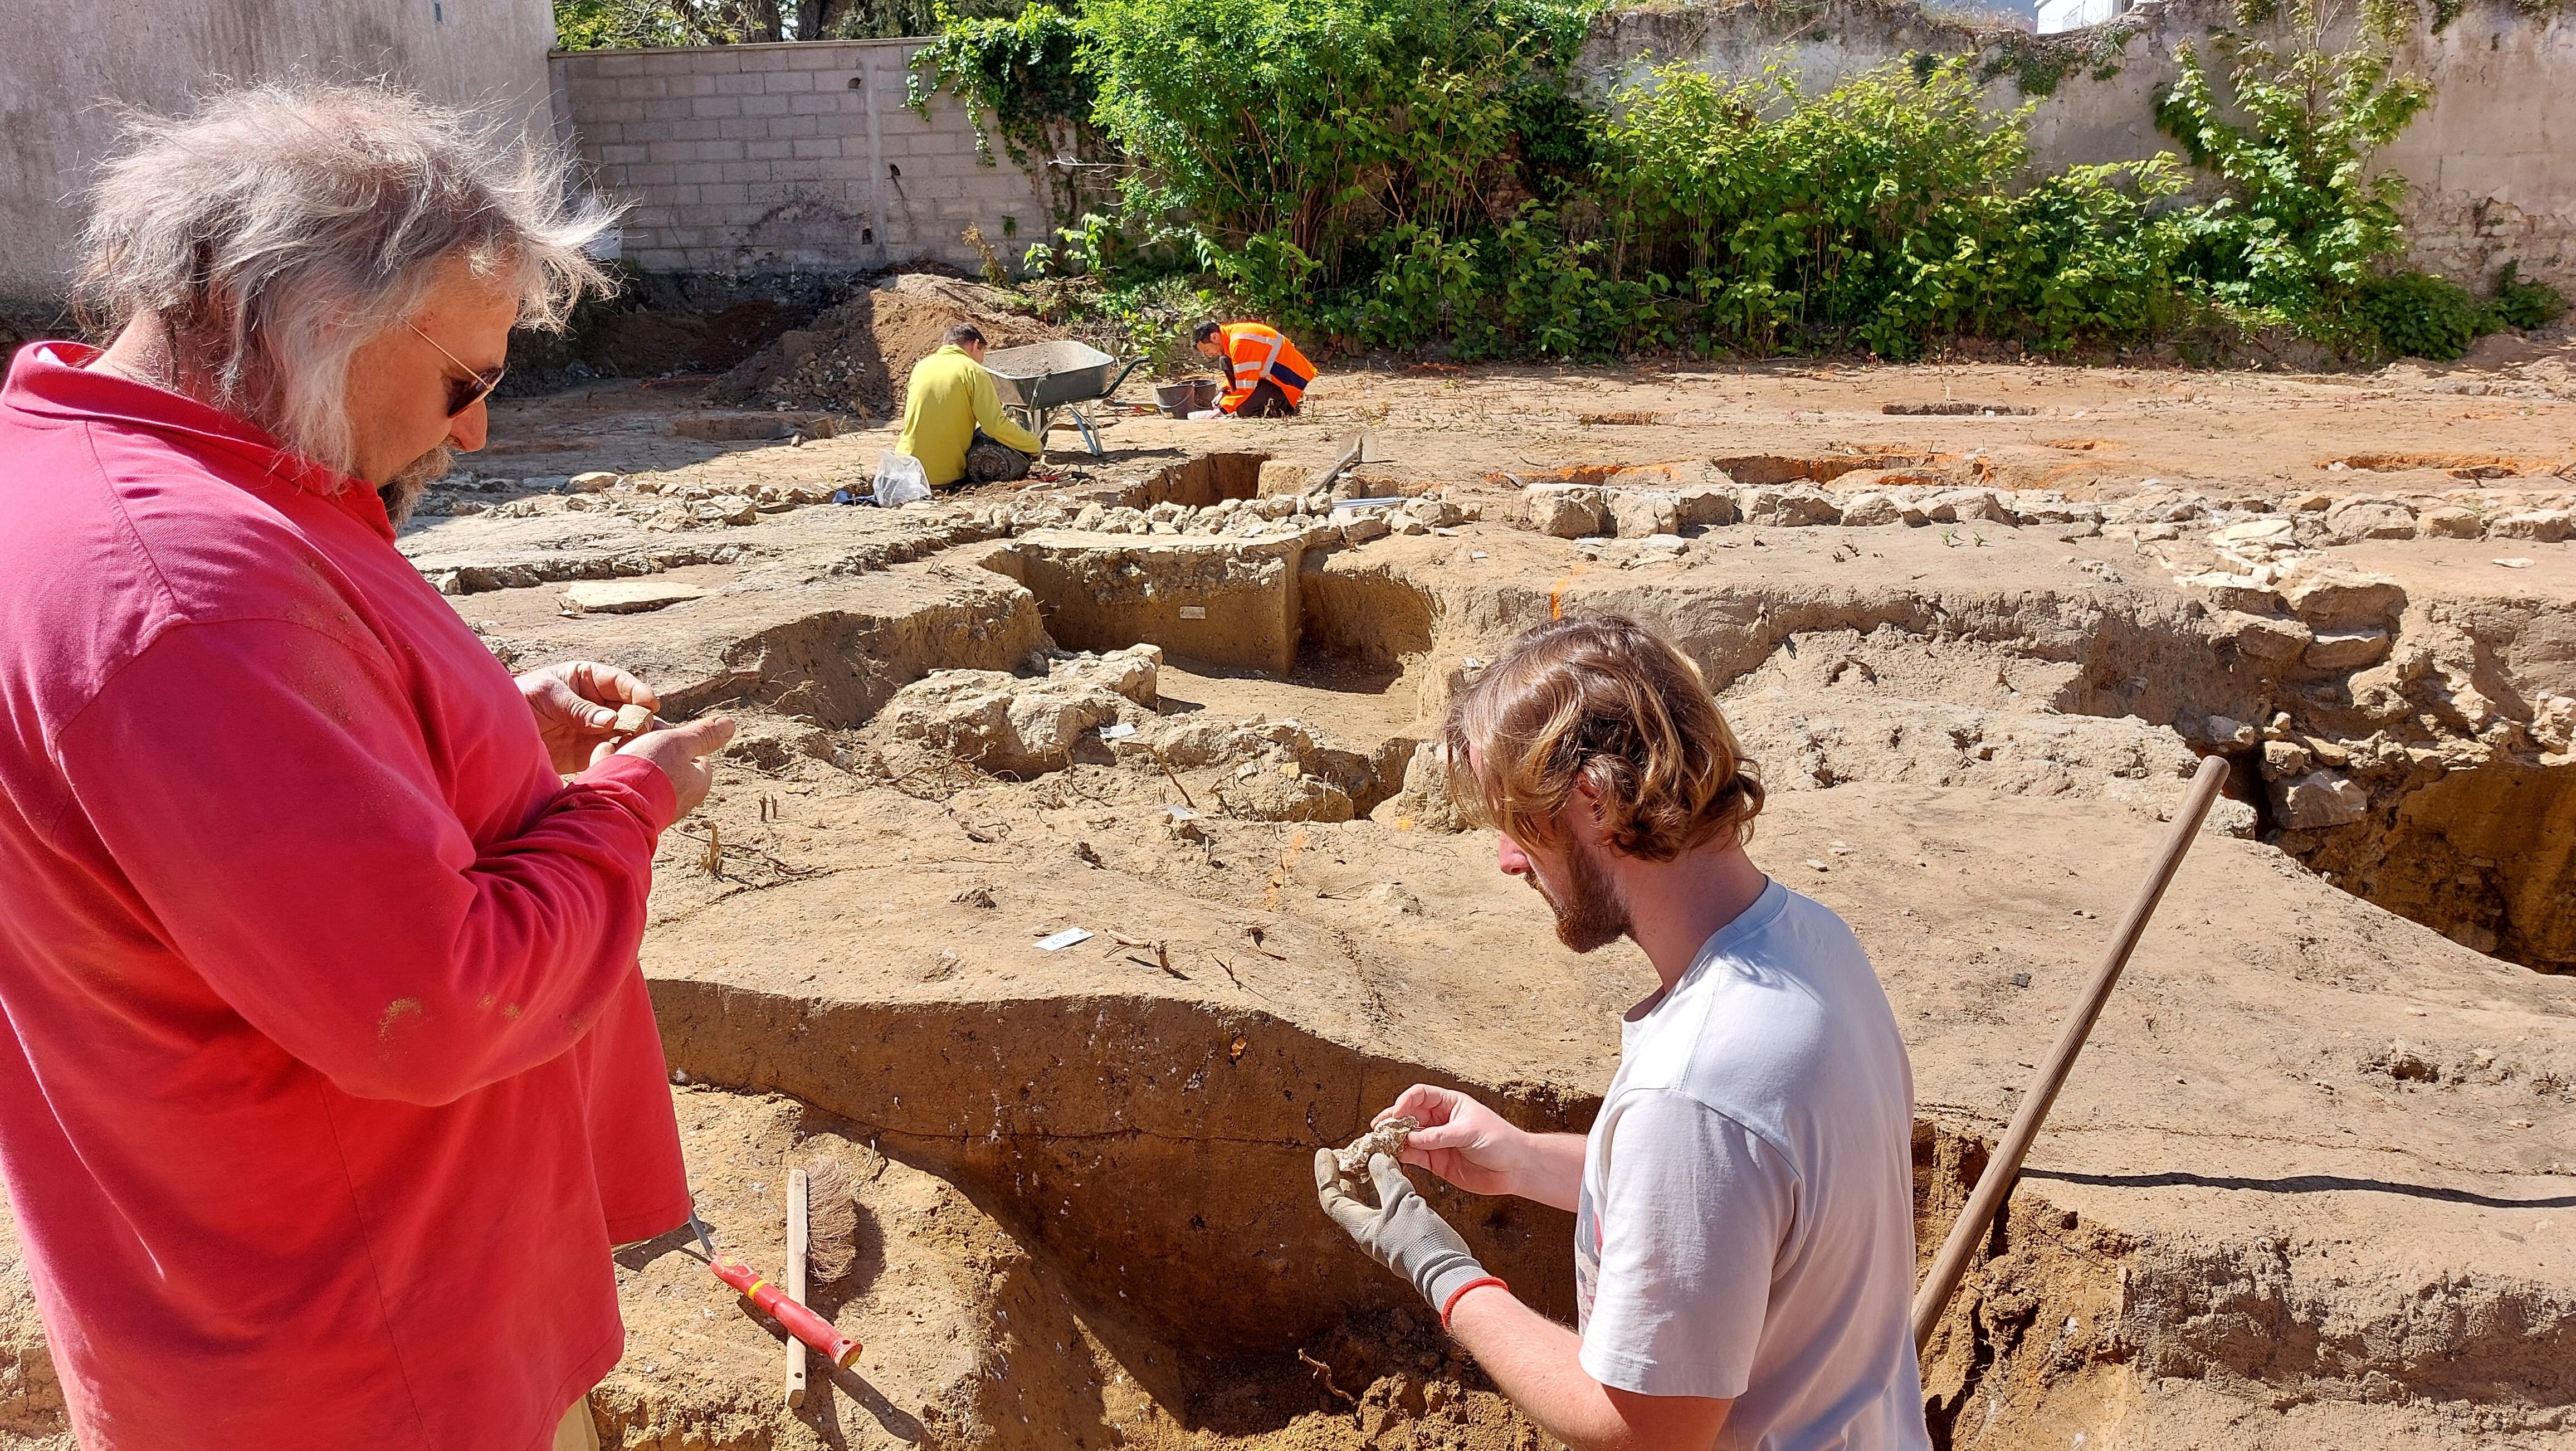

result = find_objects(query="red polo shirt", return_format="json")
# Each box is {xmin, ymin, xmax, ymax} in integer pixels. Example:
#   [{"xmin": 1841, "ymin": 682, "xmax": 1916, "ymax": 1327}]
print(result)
[{"xmin": 0, "ymin": 344, "xmax": 690, "ymax": 1449}]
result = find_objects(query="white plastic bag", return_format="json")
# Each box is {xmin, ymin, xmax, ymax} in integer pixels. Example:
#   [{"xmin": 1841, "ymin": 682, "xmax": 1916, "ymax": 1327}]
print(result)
[{"xmin": 872, "ymin": 450, "xmax": 930, "ymax": 507}]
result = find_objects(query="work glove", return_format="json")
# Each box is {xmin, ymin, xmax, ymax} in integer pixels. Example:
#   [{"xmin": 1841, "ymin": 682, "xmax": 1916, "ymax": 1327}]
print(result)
[{"xmin": 1314, "ymin": 1150, "xmax": 1490, "ymax": 1313}]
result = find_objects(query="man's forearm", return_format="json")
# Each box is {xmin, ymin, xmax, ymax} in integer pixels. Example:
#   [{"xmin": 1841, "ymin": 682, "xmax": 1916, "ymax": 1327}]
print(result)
[
  {"xmin": 1448, "ymin": 1288, "xmax": 1723, "ymax": 1451},
  {"xmin": 1513, "ymin": 1132, "xmax": 1588, "ymax": 1212}
]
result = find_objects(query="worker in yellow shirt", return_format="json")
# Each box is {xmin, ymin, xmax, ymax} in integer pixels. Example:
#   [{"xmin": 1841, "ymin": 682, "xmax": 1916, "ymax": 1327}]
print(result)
[{"xmin": 895, "ymin": 324, "xmax": 1043, "ymax": 485}]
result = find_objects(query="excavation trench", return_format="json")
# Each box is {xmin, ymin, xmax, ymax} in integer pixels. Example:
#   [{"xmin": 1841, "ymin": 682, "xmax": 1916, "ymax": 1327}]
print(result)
[
  {"xmin": 596, "ymin": 535, "xmax": 2576, "ymax": 1444},
  {"xmin": 716, "ymin": 533, "xmax": 2576, "ymax": 974},
  {"xmin": 979, "ymin": 530, "xmax": 1437, "ymax": 681},
  {"xmin": 647, "ymin": 980, "xmax": 2127, "ymax": 1444},
  {"xmin": 1460, "ymin": 567, "xmax": 2576, "ymax": 975}
]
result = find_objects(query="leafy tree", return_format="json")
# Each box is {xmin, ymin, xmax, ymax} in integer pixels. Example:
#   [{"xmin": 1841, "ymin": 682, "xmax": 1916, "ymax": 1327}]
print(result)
[{"xmin": 2153, "ymin": 0, "xmax": 2432, "ymax": 347}]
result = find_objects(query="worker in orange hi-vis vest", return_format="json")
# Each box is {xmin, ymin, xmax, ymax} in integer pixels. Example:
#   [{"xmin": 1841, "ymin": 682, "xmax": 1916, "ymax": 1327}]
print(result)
[{"xmin": 1193, "ymin": 320, "xmax": 1316, "ymax": 417}]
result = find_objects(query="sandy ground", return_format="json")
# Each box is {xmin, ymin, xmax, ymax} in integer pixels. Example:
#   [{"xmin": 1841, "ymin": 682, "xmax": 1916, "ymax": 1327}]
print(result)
[{"xmin": 7, "ymin": 334, "xmax": 2576, "ymax": 1450}]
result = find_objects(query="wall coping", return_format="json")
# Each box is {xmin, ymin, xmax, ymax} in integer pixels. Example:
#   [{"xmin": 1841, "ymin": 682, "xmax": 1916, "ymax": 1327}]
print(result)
[{"xmin": 548, "ymin": 37, "xmax": 933, "ymax": 59}]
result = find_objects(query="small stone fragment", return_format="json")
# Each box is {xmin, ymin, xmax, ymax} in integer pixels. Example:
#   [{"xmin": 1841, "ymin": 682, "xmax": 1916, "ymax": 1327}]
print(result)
[
  {"xmin": 613, "ymin": 703, "xmax": 656, "ymax": 737},
  {"xmin": 1334, "ymin": 1116, "xmax": 1421, "ymax": 1191}
]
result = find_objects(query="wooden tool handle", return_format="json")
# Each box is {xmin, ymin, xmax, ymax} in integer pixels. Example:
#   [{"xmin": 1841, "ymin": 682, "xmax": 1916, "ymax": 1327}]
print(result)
[
  {"xmin": 710, "ymin": 1255, "xmax": 862, "ymax": 1370},
  {"xmin": 786, "ymin": 1167, "xmax": 810, "ymax": 1409},
  {"xmin": 1910, "ymin": 754, "xmax": 2231, "ymax": 1353}
]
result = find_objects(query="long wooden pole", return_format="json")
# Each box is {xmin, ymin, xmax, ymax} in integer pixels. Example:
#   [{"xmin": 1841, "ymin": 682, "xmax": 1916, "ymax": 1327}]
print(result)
[
  {"xmin": 786, "ymin": 1167, "xmax": 810, "ymax": 1410},
  {"xmin": 1911, "ymin": 754, "xmax": 2231, "ymax": 1353}
]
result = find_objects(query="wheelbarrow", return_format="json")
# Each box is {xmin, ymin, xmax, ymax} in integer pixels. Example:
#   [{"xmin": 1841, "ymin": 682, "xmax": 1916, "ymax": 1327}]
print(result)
[{"xmin": 983, "ymin": 340, "xmax": 1145, "ymax": 457}]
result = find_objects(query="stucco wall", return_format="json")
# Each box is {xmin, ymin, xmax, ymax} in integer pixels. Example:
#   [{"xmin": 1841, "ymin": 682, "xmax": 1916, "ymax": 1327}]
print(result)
[
  {"xmin": 549, "ymin": 40, "xmax": 1048, "ymax": 277},
  {"xmin": 0, "ymin": 0, "xmax": 558, "ymax": 316},
  {"xmin": 1580, "ymin": 0, "xmax": 2576, "ymax": 292}
]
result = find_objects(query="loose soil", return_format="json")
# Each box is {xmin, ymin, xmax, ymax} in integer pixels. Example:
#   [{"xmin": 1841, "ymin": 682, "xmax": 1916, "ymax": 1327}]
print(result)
[
  {"xmin": 705, "ymin": 276, "xmax": 1063, "ymax": 420},
  {"xmin": 7, "ymin": 332, "xmax": 2576, "ymax": 1450}
]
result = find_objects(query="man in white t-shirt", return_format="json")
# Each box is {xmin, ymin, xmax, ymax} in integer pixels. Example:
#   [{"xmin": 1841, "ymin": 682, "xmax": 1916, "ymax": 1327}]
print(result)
[{"xmin": 1314, "ymin": 613, "xmax": 1930, "ymax": 1451}]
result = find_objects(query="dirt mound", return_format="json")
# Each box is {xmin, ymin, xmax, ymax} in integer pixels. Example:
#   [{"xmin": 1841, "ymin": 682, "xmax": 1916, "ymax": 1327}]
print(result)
[
  {"xmin": 705, "ymin": 274, "xmax": 1060, "ymax": 418},
  {"xmin": 586, "ymin": 300, "xmax": 802, "ymax": 378}
]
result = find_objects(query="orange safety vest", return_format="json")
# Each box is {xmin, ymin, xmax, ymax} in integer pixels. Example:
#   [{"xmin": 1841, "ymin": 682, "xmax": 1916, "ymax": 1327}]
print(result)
[{"xmin": 1214, "ymin": 322, "xmax": 1315, "ymax": 412}]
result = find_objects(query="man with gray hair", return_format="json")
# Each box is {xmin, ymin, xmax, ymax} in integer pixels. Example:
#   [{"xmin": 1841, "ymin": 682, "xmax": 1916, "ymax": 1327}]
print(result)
[{"xmin": 0, "ymin": 84, "xmax": 733, "ymax": 1449}]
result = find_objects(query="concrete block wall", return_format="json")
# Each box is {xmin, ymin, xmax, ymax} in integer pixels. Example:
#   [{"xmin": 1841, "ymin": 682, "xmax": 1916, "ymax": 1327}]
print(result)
[
  {"xmin": 550, "ymin": 40, "xmax": 1050, "ymax": 277},
  {"xmin": 1, "ymin": 0, "xmax": 559, "ymax": 317}
]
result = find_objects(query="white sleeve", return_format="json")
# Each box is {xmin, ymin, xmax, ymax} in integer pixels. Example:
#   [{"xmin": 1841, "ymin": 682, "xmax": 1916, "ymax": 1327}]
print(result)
[{"xmin": 1578, "ymin": 1089, "xmax": 1798, "ymax": 1400}]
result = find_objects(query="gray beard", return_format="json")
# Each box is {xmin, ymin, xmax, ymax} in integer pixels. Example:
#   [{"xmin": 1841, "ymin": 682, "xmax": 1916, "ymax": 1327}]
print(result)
[{"xmin": 378, "ymin": 445, "xmax": 453, "ymax": 528}]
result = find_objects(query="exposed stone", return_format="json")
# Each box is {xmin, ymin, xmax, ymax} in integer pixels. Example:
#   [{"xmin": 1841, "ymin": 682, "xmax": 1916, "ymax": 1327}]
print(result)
[
  {"xmin": 1926, "ymin": 488, "xmax": 2009, "ymax": 524},
  {"xmin": 2218, "ymin": 612, "xmax": 2313, "ymax": 661},
  {"xmin": 2274, "ymin": 770, "xmax": 2368, "ymax": 829},
  {"xmin": 2489, "ymin": 509, "xmax": 2573, "ymax": 543},
  {"xmin": 2279, "ymin": 566, "xmax": 2406, "ymax": 626},
  {"xmin": 2203, "ymin": 714, "xmax": 2258, "ymax": 749},
  {"xmin": 2178, "ymin": 572, "xmax": 2286, "ymax": 615},
  {"xmin": 2304, "ymin": 627, "xmax": 2393, "ymax": 670},
  {"xmin": 1330, "ymin": 1116, "xmax": 1419, "ymax": 1191},
  {"xmin": 1373, "ymin": 741, "xmax": 1467, "ymax": 832},
  {"xmin": 1607, "ymin": 490, "xmax": 1680, "ymax": 538},
  {"xmin": 1338, "ymin": 514, "xmax": 1392, "ymax": 546},
  {"xmin": 2212, "ymin": 517, "xmax": 2297, "ymax": 551},
  {"xmin": 1839, "ymin": 493, "xmax": 1904, "ymax": 527},
  {"xmin": 1525, "ymin": 485, "xmax": 1607, "ymax": 539},
  {"xmin": 2006, "ymin": 496, "xmax": 2092, "ymax": 527},
  {"xmin": 2261, "ymin": 739, "xmax": 2315, "ymax": 780},
  {"xmin": 1213, "ymin": 770, "xmax": 1355, "ymax": 823},
  {"xmin": 876, "ymin": 648, "xmax": 1160, "ymax": 777},
  {"xmin": 2417, "ymin": 504, "xmax": 2485, "ymax": 539},
  {"xmin": 558, "ymin": 580, "xmax": 706, "ymax": 615},
  {"xmin": 2322, "ymin": 497, "xmax": 2417, "ymax": 542},
  {"xmin": 1674, "ymin": 484, "xmax": 1740, "ymax": 529},
  {"xmin": 1060, "ymin": 644, "xmax": 1161, "ymax": 707},
  {"xmin": 2532, "ymin": 695, "xmax": 2576, "ymax": 753},
  {"xmin": 567, "ymin": 470, "xmax": 622, "ymax": 493},
  {"xmin": 1742, "ymin": 486, "xmax": 1841, "ymax": 527},
  {"xmin": 1403, "ymin": 497, "xmax": 1464, "ymax": 529}
]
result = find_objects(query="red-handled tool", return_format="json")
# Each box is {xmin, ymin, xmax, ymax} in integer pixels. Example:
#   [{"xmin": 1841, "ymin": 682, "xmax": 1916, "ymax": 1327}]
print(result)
[{"xmin": 691, "ymin": 1216, "xmax": 861, "ymax": 1370}]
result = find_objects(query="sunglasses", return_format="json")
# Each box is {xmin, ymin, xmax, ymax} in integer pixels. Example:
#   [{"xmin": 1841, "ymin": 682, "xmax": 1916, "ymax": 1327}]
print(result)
[{"xmin": 404, "ymin": 320, "xmax": 507, "ymax": 418}]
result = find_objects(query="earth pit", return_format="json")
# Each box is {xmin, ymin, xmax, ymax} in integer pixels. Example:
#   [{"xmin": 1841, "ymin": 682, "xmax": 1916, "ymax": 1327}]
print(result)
[{"xmin": 7, "ymin": 346, "xmax": 2576, "ymax": 1450}]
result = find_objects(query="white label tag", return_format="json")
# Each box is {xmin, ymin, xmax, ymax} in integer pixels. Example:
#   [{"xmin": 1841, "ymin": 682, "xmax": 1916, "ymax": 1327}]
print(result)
[
  {"xmin": 1178, "ymin": 606, "xmax": 1208, "ymax": 620},
  {"xmin": 1034, "ymin": 928, "xmax": 1092, "ymax": 952}
]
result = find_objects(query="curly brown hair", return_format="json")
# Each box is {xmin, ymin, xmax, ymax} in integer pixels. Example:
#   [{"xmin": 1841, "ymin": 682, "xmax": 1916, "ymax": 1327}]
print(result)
[{"xmin": 1443, "ymin": 614, "xmax": 1764, "ymax": 860}]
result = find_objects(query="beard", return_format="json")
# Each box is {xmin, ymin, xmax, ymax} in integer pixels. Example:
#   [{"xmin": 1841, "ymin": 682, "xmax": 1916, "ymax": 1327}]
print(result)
[
  {"xmin": 1530, "ymin": 839, "xmax": 1632, "ymax": 953},
  {"xmin": 377, "ymin": 444, "xmax": 453, "ymax": 528}
]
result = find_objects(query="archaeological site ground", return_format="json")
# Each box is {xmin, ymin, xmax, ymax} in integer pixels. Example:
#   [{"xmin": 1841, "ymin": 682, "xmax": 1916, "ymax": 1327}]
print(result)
[{"xmin": 13, "ymin": 306, "xmax": 2575, "ymax": 1449}]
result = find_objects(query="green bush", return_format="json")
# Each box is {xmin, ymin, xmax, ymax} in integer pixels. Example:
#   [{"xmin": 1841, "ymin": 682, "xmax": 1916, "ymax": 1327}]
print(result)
[
  {"xmin": 902, "ymin": 0, "xmax": 2510, "ymax": 365},
  {"xmin": 2357, "ymin": 271, "xmax": 2494, "ymax": 359},
  {"xmin": 1595, "ymin": 61, "xmax": 2187, "ymax": 358},
  {"xmin": 2492, "ymin": 262, "xmax": 2569, "ymax": 330}
]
